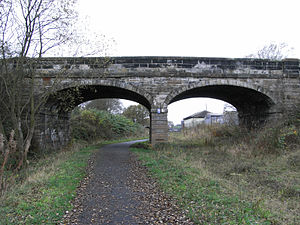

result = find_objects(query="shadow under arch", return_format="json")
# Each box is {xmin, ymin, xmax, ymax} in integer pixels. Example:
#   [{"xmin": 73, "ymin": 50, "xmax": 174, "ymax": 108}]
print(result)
[
  {"xmin": 36, "ymin": 84, "xmax": 152, "ymax": 151},
  {"xmin": 46, "ymin": 84, "xmax": 152, "ymax": 113},
  {"xmin": 166, "ymin": 84, "xmax": 275, "ymax": 127}
]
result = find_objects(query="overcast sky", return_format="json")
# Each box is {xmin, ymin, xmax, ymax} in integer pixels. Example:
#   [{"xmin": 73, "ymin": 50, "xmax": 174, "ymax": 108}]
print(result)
[{"xmin": 77, "ymin": 0, "xmax": 300, "ymax": 124}]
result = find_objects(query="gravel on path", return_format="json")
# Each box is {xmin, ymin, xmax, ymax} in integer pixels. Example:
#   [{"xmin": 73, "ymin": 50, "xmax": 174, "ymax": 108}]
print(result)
[{"xmin": 62, "ymin": 141, "xmax": 194, "ymax": 224}]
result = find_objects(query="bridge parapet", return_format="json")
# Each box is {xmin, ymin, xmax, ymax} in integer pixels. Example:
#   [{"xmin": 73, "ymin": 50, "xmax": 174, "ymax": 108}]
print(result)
[{"xmin": 31, "ymin": 57, "xmax": 300, "ymax": 78}]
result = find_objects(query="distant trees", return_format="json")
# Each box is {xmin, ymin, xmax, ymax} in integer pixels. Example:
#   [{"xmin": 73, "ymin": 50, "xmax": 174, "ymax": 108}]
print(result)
[
  {"xmin": 168, "ymin": 121, "xmax": 174, "ymax": 130},
  {"xmin": 122, "ymin": 104, "xmax": 150, "ymax": 126},
  {"xmin": 85, "ymin": 99, "xmax": 124, "ymax": 114},
  {"xmin": 77, "ymin": 101, "xmax": 150, "ymax": 126},
  {"xmin": 246, "ymin": 42, "xmax": 294, "ymax": 60}
]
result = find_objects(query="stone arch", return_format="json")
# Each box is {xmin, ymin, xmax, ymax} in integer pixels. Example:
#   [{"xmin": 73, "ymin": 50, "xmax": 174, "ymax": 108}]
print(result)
[
  {"xmin": 37, "ymin": 81, "xmax": 153, "ymax": 150},
  {"xmin": 46, "ymin": 79, "xmax": 152, "ymax": 112},
  {"xmin": 164, "ymin": 79, "xmax": 276, "ymax": 108},
  {"xmin": 164, "ymin": 79, "xmax": 276, "ymax": 127}
]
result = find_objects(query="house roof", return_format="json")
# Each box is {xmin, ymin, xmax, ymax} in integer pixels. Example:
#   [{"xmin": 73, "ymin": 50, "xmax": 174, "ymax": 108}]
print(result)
[
  {"xmin": 183, "ymin": 110, "xmax": 211, "ymax": 120},
  {"xmin": 209, "ymin": 114, "xmax": 223, "ymax": 117}
]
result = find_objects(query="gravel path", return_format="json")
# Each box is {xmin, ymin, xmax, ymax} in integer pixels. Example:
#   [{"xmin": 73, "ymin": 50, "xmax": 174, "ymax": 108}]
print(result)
[{"xmin": 62, "ymin": 140, "xmax": 194, "ymax": 224}]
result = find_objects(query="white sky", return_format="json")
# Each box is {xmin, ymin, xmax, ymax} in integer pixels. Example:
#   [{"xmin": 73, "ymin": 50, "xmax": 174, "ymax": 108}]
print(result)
[{"xmin": 77, "ymin": 0, "xmax": 300, "ymax": 124}]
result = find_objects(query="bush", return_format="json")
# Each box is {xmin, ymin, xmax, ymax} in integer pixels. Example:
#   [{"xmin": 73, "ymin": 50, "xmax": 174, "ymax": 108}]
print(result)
[
  {"xmin": 250, "ymin": 123, "xmax": 299, "ymax": 155},
  {"xmin": 70, "ymin": 109, "xmax": 145, "ymax": 142},
  {"xmin": 181, "ymin": 118, "xmax": 300, "ymax": 156}
]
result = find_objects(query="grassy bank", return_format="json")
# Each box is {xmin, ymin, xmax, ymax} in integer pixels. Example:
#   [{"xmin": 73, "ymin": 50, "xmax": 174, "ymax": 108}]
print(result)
[
  {"xmin": 0, "ymin": 138, "xmax": 138, "ymax": 224},
  {"xmin": 131, "ymin": 125, "xmax": 300, "ymax": 224}
]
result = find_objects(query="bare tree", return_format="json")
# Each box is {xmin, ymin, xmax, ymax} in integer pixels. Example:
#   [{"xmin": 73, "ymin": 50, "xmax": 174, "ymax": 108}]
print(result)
[
  {"xmin": 246, "ymin": 42, "xmax": 294, "ymax": 60},
  {"xmin": 0, "ymin": 0, "xmax": 78, "ymax": 58},
  {"xmin": 0, "ymin": 0, "xmax": 79, "ymax": 172},
  {"xmin": 223, "ymin": 103, "xmax": 237, "ymax": 113}
]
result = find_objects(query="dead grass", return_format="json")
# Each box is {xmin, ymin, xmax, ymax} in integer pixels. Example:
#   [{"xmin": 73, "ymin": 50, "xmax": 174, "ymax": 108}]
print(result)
[
  {"xmin": 0, "ymin": 141, "xmax": 86, "ymax": 199},
  {"xmin": 166, "ymin": 123, "xmax": 300, "ymax": 224}
]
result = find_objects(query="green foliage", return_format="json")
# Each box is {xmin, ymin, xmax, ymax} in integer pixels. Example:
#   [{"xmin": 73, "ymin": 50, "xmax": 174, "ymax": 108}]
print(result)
[
  {"xmin": 70, "ymin": 109, "xmax": 144, "ymax": 142},
  {"xmin": 122, "ymin": 104, "xmax": 150, "ymax": 126},
  {"xmin": 84, "ymin": 98, "xmax": 123, "ymax": 114}
]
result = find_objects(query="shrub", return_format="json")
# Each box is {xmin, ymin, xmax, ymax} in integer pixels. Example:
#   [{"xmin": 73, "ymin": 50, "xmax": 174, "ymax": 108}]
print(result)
[
  {"xmin": 70, "ymin": 109, "xmax": 144, "ymax": 142},
  {"xmin": 288, "ymin": 151, "xmax": 300, "ymax": 168},
  {"xmin": 251, "ymin": 122, "xmax": 299, "ymax": 155}
]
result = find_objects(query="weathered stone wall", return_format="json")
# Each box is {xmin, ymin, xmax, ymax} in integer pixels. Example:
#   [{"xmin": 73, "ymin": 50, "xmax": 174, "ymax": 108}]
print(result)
[
  {"xmin": 34, "ymin": 110, "xmax": 70, "ymax": 151},
  {"xmin": 27, "ymin": 57, "xmax": 300, "ymax": 148}
]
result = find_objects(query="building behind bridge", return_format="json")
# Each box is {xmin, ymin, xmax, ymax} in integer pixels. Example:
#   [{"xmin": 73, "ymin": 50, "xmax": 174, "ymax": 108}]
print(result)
[{"xmin": 183, "ymin": 110, "xmax": 238, "ymax": 128}]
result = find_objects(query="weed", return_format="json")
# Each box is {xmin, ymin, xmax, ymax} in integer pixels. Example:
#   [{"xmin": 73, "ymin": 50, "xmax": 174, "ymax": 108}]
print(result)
[
  {"xmin": 71, "ymin": 109, "xmax": 146, "ymax": 142},
  {"xmin": 288, "ymin": 152, "xmax": 300, "ymax": 168},
  {"xmin": 132, "ymin": 147, "xmax": 275, "ymax": 224},
  {"xmin": 132, "ymin": 121, "xmax": 300, "ymax": 224},
  {"xmin": 130, "ymin": 141, "xmax": 152, "ymax": 150},
  {"xmin": 0, "ymin": 138, "xmax": 139, "ymax": 224}
]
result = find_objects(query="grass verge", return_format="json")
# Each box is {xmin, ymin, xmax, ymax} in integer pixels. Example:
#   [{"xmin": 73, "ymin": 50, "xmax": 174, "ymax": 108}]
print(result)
[
  {"xmin": 0, "ymin": 138, "xmax": 140, "ymax": 225},
  {"xmin": 131, "ymin": 137, "xmax": 299, "ymax": 224}
]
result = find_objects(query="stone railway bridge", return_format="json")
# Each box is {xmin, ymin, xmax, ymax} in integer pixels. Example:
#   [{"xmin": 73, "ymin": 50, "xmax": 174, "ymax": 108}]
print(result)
[{"xmin": 30, "ymin": 56, "xmax": 300, "ymax": 149}]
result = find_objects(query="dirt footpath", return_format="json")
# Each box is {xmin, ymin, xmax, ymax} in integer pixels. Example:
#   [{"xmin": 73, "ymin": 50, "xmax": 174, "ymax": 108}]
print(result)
[{"xmin": 62, "ymin": 141, "xmax": 194, "ymax": 224}]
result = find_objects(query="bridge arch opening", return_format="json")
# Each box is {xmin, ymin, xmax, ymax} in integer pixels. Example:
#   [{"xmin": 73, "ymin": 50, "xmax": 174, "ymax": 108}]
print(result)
[
  {"xmin": 167, "ymin": 85, "xmax": 275, "ymax": 127},
  {"xmin": 37, "ymin": 85, "xmax": 151, "ymax": 150},
  {"xmin": 168, "ymin": 98, "xmax": 230, "ymax": 126},
  {"xmin": 46, "ymin": 84, "xmax": 151, "ymax": 113}
]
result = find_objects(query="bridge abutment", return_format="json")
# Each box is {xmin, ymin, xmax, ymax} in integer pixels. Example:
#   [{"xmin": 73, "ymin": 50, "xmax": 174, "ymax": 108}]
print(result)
[{"xmin": 33, "ymin": 110, "xmax": 70, "ymax": 151}]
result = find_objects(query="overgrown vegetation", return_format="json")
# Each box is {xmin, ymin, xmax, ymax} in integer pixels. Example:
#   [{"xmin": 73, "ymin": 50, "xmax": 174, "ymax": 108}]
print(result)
[
  {"xmin": 0, "ymin": 0, "xmax": 81, "ymax": 172},
  {"xmin": 0, "ymin": 142, "xmax": 93, "ymax": 224},
  {"xmin": 0, "ymin": 0, "xmax": 116, "ymax": 197},
  {"xmin": 0, "ymin": 139, "xmax": 135, "ymax": 224},
  {"xmin": 71, "ymin": 109, "xmax": 146, "ymax": 142},
  {"xmin": 131, "ymin": 116, "xmax": 300, "ymax": 224},
  {"xmin": 0, "ymin": 107, "xmax": 146, "ymax": 197}
]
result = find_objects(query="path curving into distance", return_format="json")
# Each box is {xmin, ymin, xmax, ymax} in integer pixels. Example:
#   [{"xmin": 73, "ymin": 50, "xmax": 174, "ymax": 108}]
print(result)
[{"xmin": 62, "ymin": 140, "xmax": 193, "ymax": 224}]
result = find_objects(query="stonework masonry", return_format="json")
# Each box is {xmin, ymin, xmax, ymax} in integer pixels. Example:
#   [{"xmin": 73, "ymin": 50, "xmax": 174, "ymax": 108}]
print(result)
[{"xmin": 23, "ymin": 56, "xmax": 300, "ymax": 149}]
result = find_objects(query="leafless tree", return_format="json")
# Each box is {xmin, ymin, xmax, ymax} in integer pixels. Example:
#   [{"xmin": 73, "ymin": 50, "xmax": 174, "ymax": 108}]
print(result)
[
  {"xmin": 246, "ymin": 42, "xmax": 294, "ymax": 60},
  {"xmin": 0, "ymin": 0, "xmax": 79, "ymax": 173},
  {"xmin": 223, "ymin": 103, "xmax": 237, "ymax": 113},
  {"xmin": 0, "ymin": 1, "xmax": 115, "ymax": 196}
]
